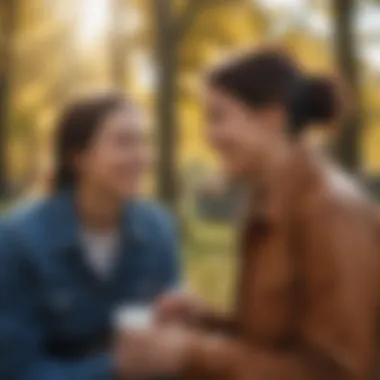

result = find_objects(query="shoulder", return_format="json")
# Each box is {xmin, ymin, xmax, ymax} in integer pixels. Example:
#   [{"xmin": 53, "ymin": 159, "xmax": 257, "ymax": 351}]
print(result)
[
  {"xmin": 299, "ymin": 163, "xmax": 377, "ymax": 246},
  {"xmin": 0, "ymin": 196, "xmax": 57, "ymax": 255},
  {"xmin": 305, "ymin": 162, "xmax": 371, "ymax": 218},
  {"xmin": 6, "ymin": 196, "xmax": 49, "ymax": 225},
  {"xmin": 0, "ymin": 198, "xmax": 55, "ymax": 283},
  {"xmin": 127, "ymin": 199, "xmax": 177, "ymax": 238},
  {"xmin": 129, "ymin": 199, "xmax": 174, "ymax": 221},
  {"xmin": 4, "ymin": 197, "xmax": 48, "ymax": 234},
  {"xmin": 324, "ymin": 165, "xmax": 369, "ymax": 206},
  {"xmin": 125, "ymin": 201, "xmax": 179, "ymax": 273}
]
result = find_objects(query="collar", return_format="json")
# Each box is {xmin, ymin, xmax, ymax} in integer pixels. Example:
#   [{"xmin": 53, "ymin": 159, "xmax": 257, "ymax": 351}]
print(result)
[{"xmin": 48, "ymin": 190, "xmax": 148, "ymax": 253}]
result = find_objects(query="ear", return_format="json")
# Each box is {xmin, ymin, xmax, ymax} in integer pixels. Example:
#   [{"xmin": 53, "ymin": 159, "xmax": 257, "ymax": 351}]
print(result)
[
  {"xmin": 304, "ymin": 125, "xmax": 332, "ymax": 147},
  {"xmin": 71, "ymin": 152, "xmax": 84, "ymax": 176},
  {"xmin": 261, "ymin": 106, "xmax": 287, "ymax": 135},
  {"xmin": 255, "ymin": 105, "xmax": 287, "ymax": 135}
]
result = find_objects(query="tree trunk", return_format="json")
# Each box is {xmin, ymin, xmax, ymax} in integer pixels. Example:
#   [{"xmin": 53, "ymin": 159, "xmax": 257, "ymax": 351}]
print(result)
[
  {"xmin": 153, "ymin": 0, "xmax": 203, "ymax": 211},
  {"xmin": 0, "ymin": 0, "xmax": 16, "ymax": 198},
  {"xmin": 154, "ymin": 0, "xmax": 179, "ymax": 210},
  {"xmin": 110, "ymin": 0, "xmax": 126, "ymax": 89},
  {"xmin": 332, "ymin": 0, "xmax": 361, "ymax": 172}
]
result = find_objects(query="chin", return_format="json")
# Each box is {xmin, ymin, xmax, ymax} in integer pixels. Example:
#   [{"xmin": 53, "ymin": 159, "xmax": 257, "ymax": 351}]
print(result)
[
  {"xmin": 222, "ymin": 161, "xmax": 248, "ymax": 180},
  {"xmin": 120, "ymin": 185, "xmax": 142, "ymax": 200}
]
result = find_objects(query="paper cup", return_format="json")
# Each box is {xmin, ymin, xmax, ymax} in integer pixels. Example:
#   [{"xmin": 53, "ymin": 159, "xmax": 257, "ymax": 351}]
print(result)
[{"xmin": 113, "ymin": 304, "xmax": 154, "ymax": 331}]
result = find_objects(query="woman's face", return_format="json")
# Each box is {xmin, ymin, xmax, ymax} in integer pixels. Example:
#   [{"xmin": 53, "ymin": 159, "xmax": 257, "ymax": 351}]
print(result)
[
  {"xmin": 204, "ymin": 86, "xmax": 286, "ymax": 179},
  {"xmin": 75, "ymin": 106, "xmax": 150, "ymax": 199}
]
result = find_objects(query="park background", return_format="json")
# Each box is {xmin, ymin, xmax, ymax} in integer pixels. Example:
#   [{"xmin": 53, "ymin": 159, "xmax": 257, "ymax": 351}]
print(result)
[{"xmin": 1, "ymin": 0, "xmax": 380, "ymax": 310}]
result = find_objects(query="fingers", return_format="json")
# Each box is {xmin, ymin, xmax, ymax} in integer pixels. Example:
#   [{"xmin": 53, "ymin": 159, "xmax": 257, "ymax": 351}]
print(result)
[{"xmin": 115, "ymin": 327, "xmax": 190, "ymax": 378}]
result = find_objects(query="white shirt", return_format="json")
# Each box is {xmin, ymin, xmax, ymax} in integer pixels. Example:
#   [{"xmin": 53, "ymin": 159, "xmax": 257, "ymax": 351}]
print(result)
[{"xmin": 80, "ymin": 228, "xmax": 121, "ymax": 279}]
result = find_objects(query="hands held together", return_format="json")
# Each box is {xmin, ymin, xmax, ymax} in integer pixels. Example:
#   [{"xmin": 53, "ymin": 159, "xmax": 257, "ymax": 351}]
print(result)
[{"xmin": 114, "ymin": 291, "xmax": 209, "ymax": 379}]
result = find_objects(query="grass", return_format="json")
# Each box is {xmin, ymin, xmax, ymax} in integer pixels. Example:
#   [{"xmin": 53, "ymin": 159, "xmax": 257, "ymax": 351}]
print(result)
[{"xmin": 182, "ymin": 217, "xmax": 237, "ymax": 311}]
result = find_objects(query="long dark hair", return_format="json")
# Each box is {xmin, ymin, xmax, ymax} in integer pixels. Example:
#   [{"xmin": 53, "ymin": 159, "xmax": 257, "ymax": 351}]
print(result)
[
  {"xmin": 53, "ymin": 93, "xmax": 127, "ymax": 192},
  {"xmin": 207, "ymin": 48, "xmax": 342, "ymax": 136}
]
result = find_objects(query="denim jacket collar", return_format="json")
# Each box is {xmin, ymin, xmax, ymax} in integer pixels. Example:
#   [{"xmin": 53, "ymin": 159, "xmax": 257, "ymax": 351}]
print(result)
[{"xmin": 49, "ymin": 190, "xmax": 148, "ymax": 254}]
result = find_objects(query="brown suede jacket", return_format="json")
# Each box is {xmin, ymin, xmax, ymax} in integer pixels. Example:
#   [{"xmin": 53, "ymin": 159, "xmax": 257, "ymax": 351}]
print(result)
[{"xmin": 182, "ymin": 147, "xmax": 380, "ymax": 380}]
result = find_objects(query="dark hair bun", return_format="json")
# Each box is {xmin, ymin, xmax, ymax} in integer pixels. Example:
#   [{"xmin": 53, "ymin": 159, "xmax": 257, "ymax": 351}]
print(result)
[
  {"xmin": 207, "ymin": 47, "xmax": 343, "ymax": 137},
  {"xmin": 291, "ymin": 76, "xmax": 341, "ymax": 132}
]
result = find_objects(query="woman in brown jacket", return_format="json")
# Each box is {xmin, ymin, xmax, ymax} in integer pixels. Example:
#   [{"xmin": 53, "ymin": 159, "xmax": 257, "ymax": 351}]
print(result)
[{"xmin": 116, "ymin": 50, "xmax": 380, "ymax": 380}]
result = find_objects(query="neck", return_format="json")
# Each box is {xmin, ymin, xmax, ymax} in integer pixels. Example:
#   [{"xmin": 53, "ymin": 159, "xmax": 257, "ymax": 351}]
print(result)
[
  {"xmin": 76, "ymin": 184, "xmax": 122, "ymax": 232},
  {"xmin": 253, "ymin": 141, "xmax": 293, "ymax": 192},
  {"xmin": 245, "ymin": 140, "xmax": 311, "ymax": 222}
]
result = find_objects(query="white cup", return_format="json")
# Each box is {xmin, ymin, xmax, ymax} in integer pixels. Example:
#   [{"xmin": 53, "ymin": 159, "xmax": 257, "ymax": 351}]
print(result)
[{"xmin": 113, "ymin": 304, "xmax": 154, "ymax": 332}]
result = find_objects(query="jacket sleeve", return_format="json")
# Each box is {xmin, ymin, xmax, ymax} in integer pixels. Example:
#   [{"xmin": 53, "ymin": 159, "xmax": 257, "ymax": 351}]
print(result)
[
  {"xmin": 181, "ymin": 199, "xmax": 379, "ymax": 380},
  {"xmin": 0, "ymin": 225, "xmax": 115, "ymax": 380},
  {"xmin": 192, "ymin": 309, "xmax": 237, "ymax": 335},
  {"xmin": 157, "ymin": 208, "xmax": 181, "ymax": 291}
]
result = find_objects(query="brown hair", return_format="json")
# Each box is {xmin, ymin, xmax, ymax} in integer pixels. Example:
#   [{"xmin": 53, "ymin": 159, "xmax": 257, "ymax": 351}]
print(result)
[
  {"xmin": 53, "ymin": 92, "xmax": 128, "ymax": 192},
  {"xmin": 207, "ymin": 49, "xmax": 342, "ymax": 136}
]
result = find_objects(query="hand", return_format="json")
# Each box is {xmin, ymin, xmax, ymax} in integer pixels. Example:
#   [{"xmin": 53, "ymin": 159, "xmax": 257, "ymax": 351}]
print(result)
[
  {"xmin": 155, "ymin": 290, "xmax": 209, "ymax": 326},
  {"xmin": 114, "ymin": 326, "xmax": 191, "ymax": 379}
]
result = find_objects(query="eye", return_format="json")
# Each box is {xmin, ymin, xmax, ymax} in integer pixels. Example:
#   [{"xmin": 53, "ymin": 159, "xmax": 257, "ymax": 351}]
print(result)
[{"xmin": 108, "ymin": 128, "xmax": 143, "ymax": 148}]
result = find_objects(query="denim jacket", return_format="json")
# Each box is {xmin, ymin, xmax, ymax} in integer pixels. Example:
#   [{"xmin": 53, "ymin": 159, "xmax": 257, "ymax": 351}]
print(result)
[{"xmin": 0, "ymin": 191, "xmax": 179, "ymax": 380}]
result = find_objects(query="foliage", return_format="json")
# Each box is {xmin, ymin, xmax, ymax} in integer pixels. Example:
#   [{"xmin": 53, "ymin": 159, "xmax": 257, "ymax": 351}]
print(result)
[
  {"xmin": 1, "ymin": 0, "xmax": 380, "ymax": 303},
  {"xmin": 183, "ymin": 218, "xmax": 236, "ymax": 308}
]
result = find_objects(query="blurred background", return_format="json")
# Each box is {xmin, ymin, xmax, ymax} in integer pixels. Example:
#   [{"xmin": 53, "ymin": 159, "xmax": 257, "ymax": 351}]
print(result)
[{"xmin": 1, "ymin": 0, "xmax": 380, "ymax": 309}]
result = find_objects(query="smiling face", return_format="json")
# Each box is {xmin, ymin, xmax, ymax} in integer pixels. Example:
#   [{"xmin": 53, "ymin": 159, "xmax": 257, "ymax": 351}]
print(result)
[
  {"xmin": 204, "ymin": 86, "xmax": 288, "ymax": 180},
  {"xmin": 74, "ymin": 105, "xmax": 150, "ymax": 199}
]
